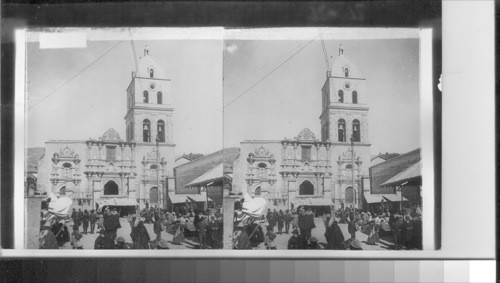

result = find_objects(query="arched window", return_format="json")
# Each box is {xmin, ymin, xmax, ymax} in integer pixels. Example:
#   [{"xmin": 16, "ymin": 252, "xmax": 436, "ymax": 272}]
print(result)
[
  {"xmin": 104, "ymin": 181, "xmax": 119, "ymax": 195},
  {"xmin": 157, "ymin": 120, "xmax": 165, "ymax": 142},
  {"xmin": 257, "ymin": 163, "xmax": 267, "ymax": 179},
  {"xmin": 344, "ymin": 67, "xmax": 349, "ymax": 77},
  {"xmin": 338, "ymin": 119, "xmax": 346, "ymax": 142},
  {"xmin": 143, "ymin": 119, "xmax": 151, "ymax": 142},
  {"xmin": 157, "ymin": 91, "xmax": 163, "ymax": 104},
  {"xmin": 352, "ymin": 91, "xmax": 358, "ymax": 104},
  {"xmin": 149, "ymin": 187, "xmax": 159, "ymax": 204},
  {"xmin": 299, "ymin": 180, "xmax": 314, "ymax": 195},
  {"xmin": 143, "ymin": 90, "xmax": 149, "ymax": 103},
  {"xmin": 352, "ymin": 119, "xmax": 360, "ymax": 142},
  {"xmin": 150, "ymin": 164, "xmax": 158, "ymax": 170},
  {"xmin": 345, "ymin": 186, "xmax": 354, "ymax": 203},
  {"xmin": 62, "ymin": 163, "xmax": 72, "ymax": 179},
  {"xmin": 338, "ymin": 90, "xmax": 344, "ymax": 103},
  {"xmin": 149, "ymin": 68, "xmax": 154, "ymax": 78}
]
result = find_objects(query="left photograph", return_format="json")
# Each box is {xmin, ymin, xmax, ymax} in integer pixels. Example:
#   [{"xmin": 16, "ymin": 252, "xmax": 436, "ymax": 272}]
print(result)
[{"xmin": 24, "ymin": 29, "xmax": 224, "ymax": 250}]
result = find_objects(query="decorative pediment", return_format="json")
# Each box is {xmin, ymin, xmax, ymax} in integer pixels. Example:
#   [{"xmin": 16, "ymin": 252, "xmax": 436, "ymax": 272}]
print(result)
[
  {"xmin": 101, "ymin": 128, "xmax": 122, "ymax": 141},
  {"xmin": 254, "ymin": 146, "xmax": 271, "ymax": 158},
  {"xmin": 145, "ymin": 148, "xmax": 160, "ymax": 161},
  {"xmin": 59, "ymin": 146, "xmax": 76, "ymax": 158},
  {"xmin": 297, "ymin": 128, "xmax": 317, "ymax": 141}
]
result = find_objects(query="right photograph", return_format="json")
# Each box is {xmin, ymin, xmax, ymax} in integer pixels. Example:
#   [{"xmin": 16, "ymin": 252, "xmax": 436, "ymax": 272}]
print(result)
[{"xmin": 222, "ymin": 29, "xmax": 429, "ymax": 251}]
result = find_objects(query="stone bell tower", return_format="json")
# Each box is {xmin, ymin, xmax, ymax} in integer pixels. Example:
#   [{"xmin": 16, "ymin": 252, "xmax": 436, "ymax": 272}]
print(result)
[
  {"xmin": 319, "ymin": 45, "xmax": 371, "ymax": 209},
  {"xmin": 124, "ymin": 45, "xmax": 176, "ymax": 209}
]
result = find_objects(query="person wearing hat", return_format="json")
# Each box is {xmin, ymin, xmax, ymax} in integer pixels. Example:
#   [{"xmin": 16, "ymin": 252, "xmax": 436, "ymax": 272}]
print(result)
[
  {"xmin": 94, "ymin": 229, "xmax": 107, "ymax": 249},
  {"xmin": 39, "ymin": 220, "xmax": 58, "ymax": 249},
  {"xmin": 70, "ymin": 226, "xmax": 84, "ymax": 249},
  {"xmin": 115, "ymin": 237, "xmax": 131, "ymax": 249},
  {"xmin": 103, "ymin": 207, "xmax": 121, "ymax": 241},
  {"xmin": 287, "ymin": 229, "xmax": 306, "ymax": 249},
  {"xmin": 306, "ymin": 237, "xmax": 323, "ymax": 250},
  {"xmin": 264, "ymin": 225, "xmax": 277, "ymax": 250}
]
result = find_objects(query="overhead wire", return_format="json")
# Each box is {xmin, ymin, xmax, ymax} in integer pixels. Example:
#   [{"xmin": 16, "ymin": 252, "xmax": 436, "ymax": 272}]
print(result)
[
  {"xmin": 28, "ymin": 40, "xmax": 124, "ymax": 110},
  {"xmin": 223, "ymin": 39, "xmax": 316, "ymax": 109}
]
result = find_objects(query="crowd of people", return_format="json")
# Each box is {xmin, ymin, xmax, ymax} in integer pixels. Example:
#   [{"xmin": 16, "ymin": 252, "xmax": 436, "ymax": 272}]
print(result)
[
  {"xmin": 232, "ymin": 202, "xmax": 422, "ymax": 251},
  {"xmin": 39, "ymin": 201, "xmax": 224, "ymax": 250}
]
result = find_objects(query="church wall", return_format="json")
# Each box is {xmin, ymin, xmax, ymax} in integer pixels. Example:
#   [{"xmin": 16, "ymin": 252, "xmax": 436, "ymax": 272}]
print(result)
[
  {"xmin": 37, "ymin": 141, "xmax": 88, "ymax": 198},
  {"xmin": 232, "ymin": 141, "xmax": 283, "ymax": 198},
  {"xmin": 132, "ymin": 143, "xmax": 175, "ymax": 205},
  {"xmin": 330, "ymin": 143, "xmax": 371, "ymax": 207}
]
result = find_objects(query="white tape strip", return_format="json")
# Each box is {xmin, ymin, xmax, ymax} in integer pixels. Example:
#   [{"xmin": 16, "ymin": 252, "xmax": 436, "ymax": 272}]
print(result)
[{"xmin": 39, "ymin": 32, "xmax": 87, "ymax": 49}]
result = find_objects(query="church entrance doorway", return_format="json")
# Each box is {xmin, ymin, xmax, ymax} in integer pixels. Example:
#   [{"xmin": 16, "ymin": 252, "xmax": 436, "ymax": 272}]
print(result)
[
  {"xmin": 149, "ymin": 187, "xmax": 159, "ymax": 204},
  {"xmin": 299, "ymin": 180, "xmax": 314, "ymax": 195},
  {"xmin": 104, "ymin": 181, "xmax": 119, "ymax": 195},
  {"xmin": 345, "ymin": 186, "xmax": 354, "ymax": 204}
]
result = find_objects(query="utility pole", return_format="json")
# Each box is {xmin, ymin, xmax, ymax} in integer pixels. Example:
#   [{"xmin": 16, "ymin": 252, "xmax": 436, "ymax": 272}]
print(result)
[
  {"xmin": 156, "ymin": 135, "xmax": 162, "ymax": 209},
  {"xmin": 350, "ymin": 136, "xmax": 356, "ymax": 208}
]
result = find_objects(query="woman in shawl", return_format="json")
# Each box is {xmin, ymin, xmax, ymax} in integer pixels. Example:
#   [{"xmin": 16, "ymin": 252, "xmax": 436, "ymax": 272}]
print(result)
[
  {"xmin": 325, "ymin": 219, "xmax": 345, "ymax": 250},
  {"xmin": 172, "ymin": 214, "xmax": 186, "ymax": 245},
  {"xmin": 366, "ymin": 220, "xmax": 380, "ymax": 245},
  {"xmin": 130, "ymin": 218, "xmax": 151, "ymax": 249}
]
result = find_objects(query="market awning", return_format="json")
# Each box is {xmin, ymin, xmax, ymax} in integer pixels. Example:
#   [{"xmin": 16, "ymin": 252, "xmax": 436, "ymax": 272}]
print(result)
[
  {"xmin": 382, "ymin": 192, "xmax": 408, "ymax": 202},
  {"xmin": 186, "ymin": 163, "xmax": 226, "ymax": 187},
  {"xmin": 97, "ymin": 197, "xmax": 138, "ymax": 207},
  {"xmin": 169, "ymin": 194, "xmax": 213, "ymax": 204},
  {"xmin": 293, "ymin": 198, "xmax": 333, "ymax": 206},
  {"xmin": 381, "ymin": 161, "xmax": 421, "ymax": 187},
  {"xmin": 169, "ymin": 195, "xmax": 188, "ymax": 204},
  {"xmin": 308, "ymin": 198, "xmax": 333, "ymax": 206},
  {"xmin": 114, "ymin": 198, "xmax": 138, "ymax": 206},
  {"xmin": 364, "ymin": 194, "xmax": 384, "ymax": 204}
]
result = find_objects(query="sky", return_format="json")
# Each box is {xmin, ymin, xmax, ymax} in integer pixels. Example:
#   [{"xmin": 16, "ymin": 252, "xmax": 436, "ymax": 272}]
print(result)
[
  {"xmin": 26, "ymin": 38, "xmax": 223, "ymax": 155},
  {"xmin": 223, "ymin": 38, "xmax": 420, "ymax": 155}
]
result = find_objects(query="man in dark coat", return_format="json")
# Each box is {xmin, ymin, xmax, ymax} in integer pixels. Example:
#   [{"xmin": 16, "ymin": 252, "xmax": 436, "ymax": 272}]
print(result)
[
  {"xmin": 325, "ymin": 221, "xmax": 345, "ymax": 250},
  {"xmin": 277, "ymin": 210, "xmax": 285, "ymax": 234},
  {"xmin": 348, "ymin": 219, "xmax": 357, "ymax": 239},
  {"xmin": 104, "ymin": 207, "xmax": 121, "ymax": 241},
  {"xmin": 89, "ymin": 210, "xmax": 97, "ymax": 234},
  {"xmin": 153, "ymin": 214, "xmax": 163, "ymax": 240},
  {"xmin": 299, "ymin": 208, "xmax": 316, "ymax": 240},
  {"xmin": 81, "ymin": 210, "xmax": 90, "ymax": 234},
  {"xmin": 283, "ymin": 210, "xmax": 292, "ymax": 234}
]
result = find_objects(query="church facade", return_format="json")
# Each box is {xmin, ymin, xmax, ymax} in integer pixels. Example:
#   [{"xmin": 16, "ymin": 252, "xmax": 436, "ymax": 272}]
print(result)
[
  {"xmin": 36, "ymin": 47, "xmax": 176, "ymax": 209},
  {"xmin": 231, "ymin": 48, "xmax": 371, "ymax": 210}
]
